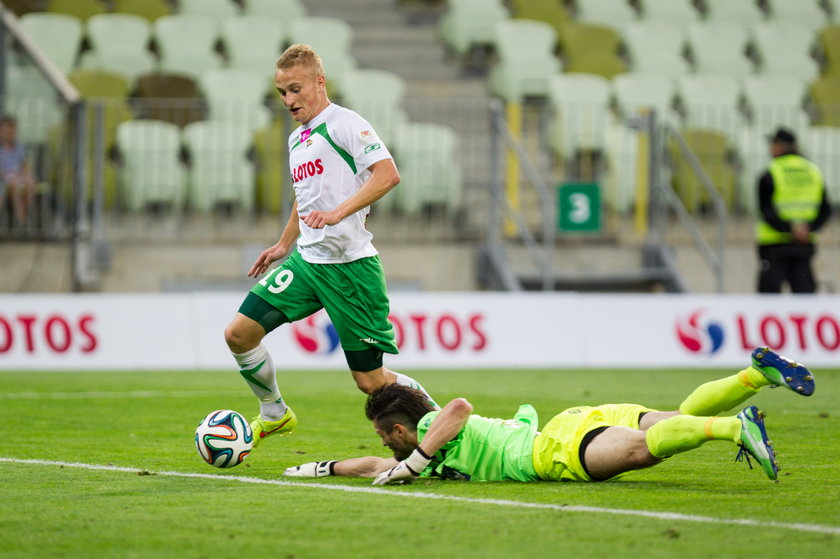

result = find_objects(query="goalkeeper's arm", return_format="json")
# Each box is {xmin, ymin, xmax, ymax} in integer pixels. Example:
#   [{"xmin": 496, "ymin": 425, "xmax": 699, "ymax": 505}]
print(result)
[{"xmin": 284, "ymin": 456, "xmax": 397, "ymax": 478}]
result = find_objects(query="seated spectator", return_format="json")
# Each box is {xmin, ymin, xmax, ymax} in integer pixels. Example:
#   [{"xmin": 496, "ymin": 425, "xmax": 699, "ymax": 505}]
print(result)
[{"xmin": 0, "ymin": 115, "xmax": 36, "ymax": 225}]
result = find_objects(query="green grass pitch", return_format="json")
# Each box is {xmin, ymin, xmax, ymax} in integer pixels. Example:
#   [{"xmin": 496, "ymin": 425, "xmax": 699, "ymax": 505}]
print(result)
[{"xmin": 1, "ymin": 366, "xmax": 838, "ymax": 558}]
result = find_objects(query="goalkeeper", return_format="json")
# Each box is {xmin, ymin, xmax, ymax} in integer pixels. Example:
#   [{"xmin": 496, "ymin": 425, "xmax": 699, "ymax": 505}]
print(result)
[{"xmin": 284, "ymin": 347, "xmax": 815, "ymax": 484}]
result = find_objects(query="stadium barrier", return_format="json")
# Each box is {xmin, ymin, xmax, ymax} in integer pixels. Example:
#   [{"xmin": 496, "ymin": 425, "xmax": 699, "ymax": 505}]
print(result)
[{"xmin": 1, "ymin": 292, "xmax": 838, "ymax": 370}]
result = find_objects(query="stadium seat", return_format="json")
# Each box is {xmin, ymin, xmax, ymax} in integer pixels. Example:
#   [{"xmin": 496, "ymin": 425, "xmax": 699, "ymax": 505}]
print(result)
[
  {"xmin": 67, "ymin": 69, "xmax": 135, "ymax": 207},
  {"xmin": 242, "ymin": 0, "xmax": 307, "ymax": 20},
  {"xmin": 116, "ymin": 119, "xmax": 186, "ymax": 212},
  {"xmin": 602, "ymin": 121, "xmax": 642, "ymax": 213},
  {"xmin": 828, "ymin": 0, "xmax": 840, "ymax": 21},
  {"xmin": 558, "ymin": 22, "xmax": 625, "ymax": 79},
  {"xmin": 178, "ymin": 0, "xmax": 241, "ymax": 22},
  {"xmin": 134, "ymin": 72, "xmax": 205, "ymax": 127},
  {"xmin": 85, "ymin": 13, "xmax": 152, "ymax": 56},
  {"xmin": 67, "ymin": 69, "xmax": 134, "ymax": 153},
  {"xmin": 337, "ymin": 69, "xmax": 407, "ymax": 144},
  {"xmin": 391, "ymin": 122, "xmax": 462, "ymax": 215},
  {"xmin": 438, "ymin": 0, "xmax": 510, "ymax": 61},
  {"xmin": 198, "ymin": 68, "xmax": 273, "ymax": 133},
  {"xmin": 703, "ymin": 0, "xmax": 766, "ymax": 26},
  {"xmin": 735, "ymin": 126, "xmax": 769, "ymax": 213},
  {"xmin": 800, "ymin": 125, "xmax": 840, "ymax": 201},
  {"xmin": 565, "ymin": 54, "xmax": 626, "ymax": 79},
  {"xmin": 546, "ymin": 73, "xmax": 613, "ymax": 159},
  {"xmin": 79, "ymin": 48, "xmax": 157, "ymax": 89},
  {"xmin": 752, "ymin": 22, "xmax": 817, "ymax": 79},
  {"xmin": 68, "ymin": 69, "xmax": 131, "ymax": 99},
  {"xmin": 676, "ymin": 74, "xmax": 745, "ymax": 140},
  {"xmin": 159, "ymin": 51, "xmax": 224, "ymax": 82},
  {"xmin": 46, "ymin": 0, "xmax": 105, "ymax": 22},
  {"xmin": 487, "ymin": 19, "xmax": 560, "ymax": 102},
  {"xmin": 253, "ymin": 119, "xmax": 287, "ymax": 214},
  {"xmin": 741, "ymin": 74, "xmax": 810, "ymax": 134},
  {"xmin": 19, "ymin": 13, "xmax": 83, "ymax": 75},
  {"xmin": 111, "ymin": 0, "xmax": 171, "ymax": 22},
  {"xmin": 153, "ymin": 14, "xmax": 221, "ymax": 63},
  {"xmin": 182, "ymin": 120, "xmax": 256, "ymax": 213},
  {"xmin": 668, "ymin": 128, "xmax": 736, "ymax": 212},
  {"xmin": 220, "ymin": 15, "xmax": 286, "ymax": 81},
  {"xmin": 575, "ymin": 0, "xmax": 637, "ymax": 29},
  {"xmin": 612, "ymin": 72, "xmax": 678, "ymax": 123},
  {"xmin": 287, "ymin": 17, "xmax": 354, "ymax": 57},
  {"xmin": 4, "ymin": 65, "xmax": 65, "ymax": 145},
  {"xmin": 622, "ymin": 21, "xmax": 690, "ymax": 78},
  {"xmin": 637, "ymin": 0, "xmax": 701, "ymax": 25},
  {"xmin": 818, "ymin": 24, "xmax": 840, "ymax": 77},
  {"xmin": 809, "ymin": 77, "xmax": 840, "ymax": 126},
  {"xmin": 765, "ymin": 0, "xmax": 829, "ymax": 31},
  {"xmin": 508, "ymin": 0, "xmax": 569, "ymax": 36},
  {"xmin": 687, "ymin": 22, "xmax": 753, "ymax": 78}
]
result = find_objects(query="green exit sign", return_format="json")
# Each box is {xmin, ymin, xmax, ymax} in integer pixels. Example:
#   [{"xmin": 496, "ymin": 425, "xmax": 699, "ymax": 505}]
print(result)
[{"xmin": 557, "ymin": 182, "xmax": 601, "ymax": 232}]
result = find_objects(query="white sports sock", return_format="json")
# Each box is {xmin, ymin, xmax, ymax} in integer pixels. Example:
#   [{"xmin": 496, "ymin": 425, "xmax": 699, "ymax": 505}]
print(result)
[
  {"xmin": 392, "ymin": 371, "xmax": 439, "ymax": 410},
  {"xmin": 233, "ymin": 344, "xmax": 287, "ymax": 421}
]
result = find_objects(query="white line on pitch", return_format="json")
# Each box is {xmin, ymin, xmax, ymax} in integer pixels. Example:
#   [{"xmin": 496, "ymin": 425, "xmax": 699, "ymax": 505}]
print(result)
[{"xmin": 2, "ymin": 457, "xmax": 838, "ymax": 536}]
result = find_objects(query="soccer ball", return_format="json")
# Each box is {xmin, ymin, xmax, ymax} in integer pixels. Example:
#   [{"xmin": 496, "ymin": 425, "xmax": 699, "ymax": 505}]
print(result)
[{"xmin": 194, "ymin": 409, "xmax": 253, "ymax": 468}]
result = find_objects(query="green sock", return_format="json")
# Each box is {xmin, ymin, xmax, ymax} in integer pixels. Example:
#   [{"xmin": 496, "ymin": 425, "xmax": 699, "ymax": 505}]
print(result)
[
  {"xmin": 678, "ymin": 368, "xmax": 768, "ymax": 416},
  {"xmin": 646, "ymin": 415, "xmax": 741, "ymax": 459}
]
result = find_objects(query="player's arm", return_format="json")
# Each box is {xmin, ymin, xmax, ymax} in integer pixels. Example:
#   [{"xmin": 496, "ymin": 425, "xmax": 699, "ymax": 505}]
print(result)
[
  {"xmin": 372, "ymin": 397, "xmax": 473, "ymax": 486},
  {"xmin": 300, "ymin": 158, "xmax": 399, "ymax": 229},
  {"xmin": 248, "ymin": 201, "xmax": 301, "ymax": 277},
  {"xmin": 283, "ymin": 456, "xmax": 397, "ymax": 478}
]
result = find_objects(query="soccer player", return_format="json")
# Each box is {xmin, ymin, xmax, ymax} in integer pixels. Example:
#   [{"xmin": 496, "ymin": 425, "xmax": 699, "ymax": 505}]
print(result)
[
  {"xmin": 284, "ymin": 347, "xmax": 815, "ymax": 483},
  {"xmin": 223, "ymin": 44, "xmax": 435, "ymax": 448}
]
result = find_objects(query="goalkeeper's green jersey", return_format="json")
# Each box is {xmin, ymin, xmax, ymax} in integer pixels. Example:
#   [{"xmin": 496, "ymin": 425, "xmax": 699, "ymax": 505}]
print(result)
[{"xmin": 416, "ymin": 404, "xmax": 540, "ymax": 482}]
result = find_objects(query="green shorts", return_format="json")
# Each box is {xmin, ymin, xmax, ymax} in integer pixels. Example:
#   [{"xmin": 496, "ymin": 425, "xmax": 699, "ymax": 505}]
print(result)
[
  {"xmin": 240, "ymin": 250, "xmax": 398, "ymax": 355},
  {"xmin": 532, "ymin": 403, "xmax": 654, "ymax": 482}
]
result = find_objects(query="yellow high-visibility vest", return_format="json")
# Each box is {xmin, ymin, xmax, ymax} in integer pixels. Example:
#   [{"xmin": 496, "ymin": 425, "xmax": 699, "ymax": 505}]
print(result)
[{"xmin": 756, "ymin": 154, "xmax": 824, "ymax": 245}]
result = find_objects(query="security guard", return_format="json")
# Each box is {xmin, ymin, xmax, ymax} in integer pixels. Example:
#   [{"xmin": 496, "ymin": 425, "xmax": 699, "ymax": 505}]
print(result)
[{"xmin": 756, "ymin": 128, "xmax": 831, "ymax": 293}]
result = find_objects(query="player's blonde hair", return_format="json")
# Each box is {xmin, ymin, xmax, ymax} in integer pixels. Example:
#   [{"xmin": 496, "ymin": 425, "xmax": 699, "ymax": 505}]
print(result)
[{"xmin": 275, "ymin": 44, "xmax": 325, "ymax": 78}]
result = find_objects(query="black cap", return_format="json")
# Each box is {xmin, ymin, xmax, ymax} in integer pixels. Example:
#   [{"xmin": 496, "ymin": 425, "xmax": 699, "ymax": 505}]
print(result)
[{"xmin": 768, "ymin": 127, "xmax": 797, "ymax": 145}]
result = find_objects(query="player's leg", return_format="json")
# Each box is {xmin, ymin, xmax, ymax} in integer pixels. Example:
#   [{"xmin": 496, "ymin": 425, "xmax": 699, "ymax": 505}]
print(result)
[
  {"xmin": 582, "ymin": 426, "xmax": 661, "ymax": 480},
  {"xmin": 320, "ymin": 256, "xmax": 438, "ymax": 407},
  {"xmin": 580, "ymin": 405, "xmax": 678, "ymax": 480},
  {"xmin": 643, "ymin": 408, "xmax": 777, "ymax": 479},
  {"xmin": 225, "ymin": 307, "xmax": 296, "ymax": 446},
  {"xmin": 678, "ymin": 347, "xmax": 815, "ymax": 416},
  {"xmin": 227, "ymin": 252, "xmax": 321, "ymax": 446},
  {"xmin": 346, "ymin": 351, "xmax": 438, "ymax": 408}
]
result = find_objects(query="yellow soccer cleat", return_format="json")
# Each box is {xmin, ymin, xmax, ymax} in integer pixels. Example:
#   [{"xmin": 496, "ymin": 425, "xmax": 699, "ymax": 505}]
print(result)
[{"xmin": 250, "ymin": 407, "xmax": 297, "ymax": 448}]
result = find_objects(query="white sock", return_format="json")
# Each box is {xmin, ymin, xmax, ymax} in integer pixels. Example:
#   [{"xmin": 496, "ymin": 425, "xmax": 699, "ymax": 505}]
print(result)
[
  {"xmin": 233, "ymin": 344, "xmax": 287, "ymax": 421},
  {"xmin": 392, "ymin": 371, "xmax": 439, "ymax": 410}
]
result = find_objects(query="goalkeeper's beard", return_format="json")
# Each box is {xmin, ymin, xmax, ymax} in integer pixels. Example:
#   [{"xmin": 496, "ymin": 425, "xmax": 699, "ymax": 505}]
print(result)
[{"xmin": 388, "ymin": 446, "xmax": 413, "ymax": 461}]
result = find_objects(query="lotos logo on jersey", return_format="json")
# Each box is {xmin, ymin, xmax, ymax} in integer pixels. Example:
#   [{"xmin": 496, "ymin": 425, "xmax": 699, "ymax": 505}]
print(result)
[
  {"xmin": 291, "ymin": 312, "xmax": 340, "ymax": 355},
  {"xmin": 292, "ymin": 159, "xmax": 324, "ymax": 183},
  {"xmin": 676, "ymin": 310, "xmax": 725, "ymax": 354}
]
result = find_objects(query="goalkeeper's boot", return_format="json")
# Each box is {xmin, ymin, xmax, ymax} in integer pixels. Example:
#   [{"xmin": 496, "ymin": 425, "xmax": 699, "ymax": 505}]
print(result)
[
  {"xmin": 735, "ymin": 405, "xmax": 778, "ymax": 481},
  {"xmin": 751, "ymin": 346, "xmax": 815, "ymax": 396},
  {"xmin": 251, "ymin": 406, "xmax": 297, "ymax": 448}
]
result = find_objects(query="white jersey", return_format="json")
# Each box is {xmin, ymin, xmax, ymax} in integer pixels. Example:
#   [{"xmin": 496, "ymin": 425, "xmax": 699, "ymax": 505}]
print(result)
[{"xmin": 288, "ymin": 103, "xmax": 393, "ymax": 264}]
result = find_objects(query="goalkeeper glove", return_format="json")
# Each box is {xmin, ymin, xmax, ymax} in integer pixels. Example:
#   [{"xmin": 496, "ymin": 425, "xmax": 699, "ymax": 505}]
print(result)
[
  {"xmin": 372, "ymin": 448, "xmax": 431, "ymax": 486},
  {"xmin": 283, "ymin": 460, "xmax": 337, "ymax": 477}
]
